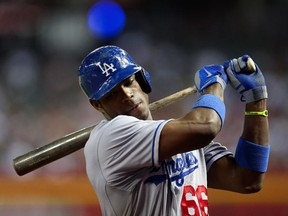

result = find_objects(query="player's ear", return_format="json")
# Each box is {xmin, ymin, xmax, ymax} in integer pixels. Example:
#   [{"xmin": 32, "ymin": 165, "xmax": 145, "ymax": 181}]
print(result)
[
  {"xmin": 89, "ymin": 99, "xmax": 104, "ymax": 112},
  {"xmin": 90, "ymin": 99, "xmax": 111, "ymax": 120}
]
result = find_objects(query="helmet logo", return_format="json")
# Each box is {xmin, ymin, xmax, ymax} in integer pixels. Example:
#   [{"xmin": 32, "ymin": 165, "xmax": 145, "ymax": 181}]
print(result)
[{"xmin": 96, "ymin": 62, "xmax": 117, "ymax": 77}]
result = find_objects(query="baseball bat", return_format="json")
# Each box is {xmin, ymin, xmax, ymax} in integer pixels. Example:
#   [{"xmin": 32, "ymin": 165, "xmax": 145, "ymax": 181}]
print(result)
[
  {"xmin": 13, "ymin": 85, "xmax": 197, "ymax": 176},
  {"xmin": 13, "ymin": 57, "xmax": 256, "ymax": 176}
]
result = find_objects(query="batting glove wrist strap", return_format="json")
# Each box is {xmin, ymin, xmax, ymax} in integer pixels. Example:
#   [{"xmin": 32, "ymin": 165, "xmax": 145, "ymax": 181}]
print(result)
[
  {"xmin": 241, "ymin": 85, "xmax": 268, "ymax": 103},
  {"xmin": 192, "ymin": 94, "xmax": 225, "ymax": 127},
  {"xmin": 235, "ymin": 137, "xmax": 270, "ymax": 173},
  {"xmin": 194, "ymin": 65, "xmax": 228, "ymax": 94}
]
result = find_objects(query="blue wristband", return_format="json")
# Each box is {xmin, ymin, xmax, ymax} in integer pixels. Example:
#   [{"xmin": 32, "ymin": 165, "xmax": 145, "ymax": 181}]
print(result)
[
  {"xmin": 235, "ymin": 137, "xmax": 270, "ymax": 172},
  {"xmin": 192, "ymin": 94, "xmax": 225, "ymax": 127}
]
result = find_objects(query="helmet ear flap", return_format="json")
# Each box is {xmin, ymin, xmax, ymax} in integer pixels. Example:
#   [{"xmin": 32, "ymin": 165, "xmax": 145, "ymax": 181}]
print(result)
[{"xmin": 135, "ymin": 70, "xmax": 152, "ymax": 94}]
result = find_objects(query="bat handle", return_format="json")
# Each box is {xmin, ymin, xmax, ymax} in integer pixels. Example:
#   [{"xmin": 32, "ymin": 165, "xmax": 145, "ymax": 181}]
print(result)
[{"xmin": 245, "ymin": 57, "xmax": 257, "ymax": 73}]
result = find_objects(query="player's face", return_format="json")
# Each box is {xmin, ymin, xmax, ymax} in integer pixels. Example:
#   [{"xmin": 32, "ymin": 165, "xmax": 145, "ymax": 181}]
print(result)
[{"xmin": 91, "ymin": 75, "xmax": 152, "ymax": 120}]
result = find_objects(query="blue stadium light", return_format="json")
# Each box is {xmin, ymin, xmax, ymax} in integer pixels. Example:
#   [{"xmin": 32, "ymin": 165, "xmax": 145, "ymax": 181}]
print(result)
[{"xmin": 88, "ymin": 0, "xmax": 126, "ymax": 40}]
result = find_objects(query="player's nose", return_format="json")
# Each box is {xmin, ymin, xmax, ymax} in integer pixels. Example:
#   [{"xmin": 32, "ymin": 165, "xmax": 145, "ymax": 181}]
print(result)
[{"xmin": 120, "ymin": 85, "xmax": 133, "ymax": 102}]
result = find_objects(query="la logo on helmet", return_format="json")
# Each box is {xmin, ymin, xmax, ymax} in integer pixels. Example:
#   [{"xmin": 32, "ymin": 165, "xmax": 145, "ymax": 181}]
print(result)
[{"xmin": 96, "ymin": 62, "xmax": 117, "ymax": 77}]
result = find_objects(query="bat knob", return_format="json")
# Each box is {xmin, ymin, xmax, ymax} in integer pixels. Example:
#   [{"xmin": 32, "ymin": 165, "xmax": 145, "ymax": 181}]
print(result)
[{"xmin": 244, "ymin": 57, "xmax": 257, "ymax": 74}]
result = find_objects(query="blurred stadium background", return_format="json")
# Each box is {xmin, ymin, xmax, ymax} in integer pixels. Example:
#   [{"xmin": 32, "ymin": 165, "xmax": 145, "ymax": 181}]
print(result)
[{"xmin": 0, "ymin": 0, "xmax": 288, "ymax": 215}]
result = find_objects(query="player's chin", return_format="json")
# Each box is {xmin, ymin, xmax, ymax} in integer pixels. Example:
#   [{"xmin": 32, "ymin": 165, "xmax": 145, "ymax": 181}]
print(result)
[{"xmin": 126, "ymin": 103, "xmax": 149, "ymax": 120}]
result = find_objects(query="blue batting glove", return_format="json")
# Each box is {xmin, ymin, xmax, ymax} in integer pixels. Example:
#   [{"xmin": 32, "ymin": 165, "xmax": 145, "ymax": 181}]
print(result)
[
  {"xmin": 224, "ymin": 54, "xmax": 268, "ymax": 103},
  {"xmin": 194, "ymin": 64, "xmax": 228, "ymax": 93}
]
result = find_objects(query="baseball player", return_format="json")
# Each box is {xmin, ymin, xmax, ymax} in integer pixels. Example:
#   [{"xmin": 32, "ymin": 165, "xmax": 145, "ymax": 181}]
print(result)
[{"xmin": 78, "ymin": 45, "xmax": 270, "ymax": 216}]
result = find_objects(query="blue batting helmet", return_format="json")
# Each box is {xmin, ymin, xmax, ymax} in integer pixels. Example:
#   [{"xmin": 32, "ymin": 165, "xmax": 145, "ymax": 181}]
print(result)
[{"xmin": 78, "ymin": 45, "xmax": 152, "ymax": 100}]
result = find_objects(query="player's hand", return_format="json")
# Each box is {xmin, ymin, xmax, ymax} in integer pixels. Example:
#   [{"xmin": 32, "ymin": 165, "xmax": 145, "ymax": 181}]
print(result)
[
  {"xmin": 194, "ymin": 64, "xmax": 228, "ymax": 94},
  {"xmin": 224, "ymin": 55, "xmax": 268, "ymax": 103}
]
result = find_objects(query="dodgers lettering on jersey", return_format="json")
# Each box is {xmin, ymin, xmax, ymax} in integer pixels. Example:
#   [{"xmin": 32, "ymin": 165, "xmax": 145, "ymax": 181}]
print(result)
[
  {"xmin": 145, "ymin": 152, "xmax": 199, "ymax": 187},
  {"xmin": 167, "ymin": 152, "xmax": 199, "ymax": 187}
]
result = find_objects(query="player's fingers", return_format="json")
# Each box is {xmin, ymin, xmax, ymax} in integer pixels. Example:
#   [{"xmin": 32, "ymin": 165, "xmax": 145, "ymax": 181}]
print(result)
[
  {"xmin": 241, "ymin": 54, "xmax": 250, "ymax": 62},
  {"xmin": 225, "ymin": 62, "xmax": 241, "ymax": 89},
  {"xmin": 238, "ymin": 56, "xmax": 247, "ymax": 70},
  {"xmin": 232, "ymin": 58, "xmax": 241, "ymax": 72}
]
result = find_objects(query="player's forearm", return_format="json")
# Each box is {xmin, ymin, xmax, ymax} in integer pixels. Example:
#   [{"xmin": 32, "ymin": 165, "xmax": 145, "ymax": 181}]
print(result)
[
  {"xmin": 242, "ymin": 99, "xmax": 269, "ymax": 146},
  {"xmin": 188, "ymin": 83, "xmax": 225, "ymax": 136},
  {"xmin": 159, "ymin": 84, "xmax": 225, "ymax": 160},
  {"xmin": 233, "ymin": 98, "xmax": 269, "ymax": 184}
]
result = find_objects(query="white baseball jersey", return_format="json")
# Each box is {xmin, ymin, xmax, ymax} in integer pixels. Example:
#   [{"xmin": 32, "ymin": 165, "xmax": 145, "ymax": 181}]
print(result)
[{"xmin": 84, "ymin": 115, "xmax": 232, "ymax": 216}]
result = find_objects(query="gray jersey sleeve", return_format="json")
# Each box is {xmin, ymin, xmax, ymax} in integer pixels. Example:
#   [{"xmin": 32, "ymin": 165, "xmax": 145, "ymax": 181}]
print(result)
[{"xmin": 204, "ymin": 141, "xmax": 233, "ymax": 171}]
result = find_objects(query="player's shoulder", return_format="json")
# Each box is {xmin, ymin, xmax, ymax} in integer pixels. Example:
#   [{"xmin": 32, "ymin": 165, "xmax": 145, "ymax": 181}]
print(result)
[
  {"xmin": 92, "ymin": 115, "xmax": 140, "ymax": 133},
  {"xmin": 93, "ymin": 115, "xmax": 168, "ymax": 138},
  {"xmin": 108, "ymin": 115, "xmax": 140, "ymax": 127}
]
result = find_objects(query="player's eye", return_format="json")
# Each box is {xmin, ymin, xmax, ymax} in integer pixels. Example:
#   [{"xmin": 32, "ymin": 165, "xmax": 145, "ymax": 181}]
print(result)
[{"xmin": 123, "ymin": 77, "xmax": 135, "ymax": 87}]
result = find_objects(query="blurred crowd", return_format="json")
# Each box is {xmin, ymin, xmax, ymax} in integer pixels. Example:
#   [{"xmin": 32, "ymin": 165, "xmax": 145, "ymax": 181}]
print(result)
[{"xmin": 0, "ymin": 0, "xmax": 288, "ymax": 177}]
